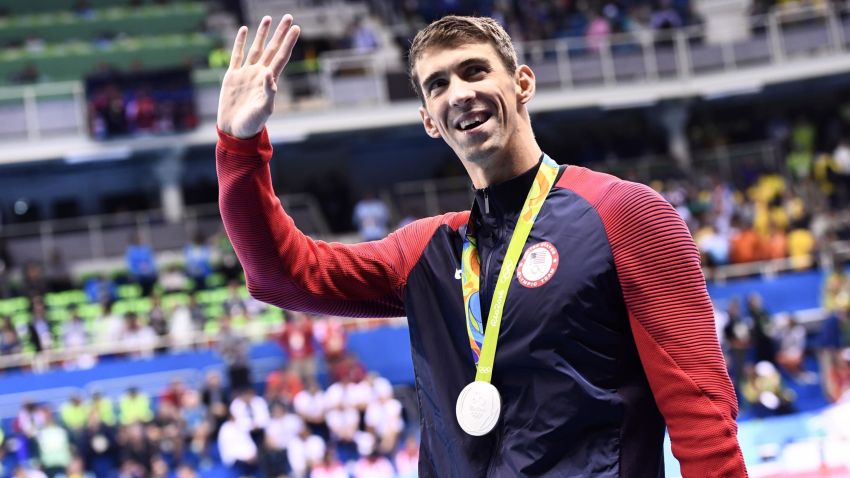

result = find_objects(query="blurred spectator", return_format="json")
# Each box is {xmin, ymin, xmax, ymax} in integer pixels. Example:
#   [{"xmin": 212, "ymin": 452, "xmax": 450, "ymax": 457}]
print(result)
[
  {"xmin": 217, "ymin": 411, "xmax": 258, "ymax": 475},
  {"xmin": 168, "ymin": 300, "xmax": 197, "ymax": 352},
  {"xmin": 294, "ymin": 380, "xmax": 328, "ymax": 439},
  {"xmin": 94, "ymin": 301, "xmax": 126, "ymax": 348},
  {"xmin": 45, "ymin": 249, "xmax": 72, "ymax": 293},
  {"xmin": 262, "ymin": 402, "xmax": 304, "ymax": 477},
  {"xmin": 159, "ymin": 378, "xmax": 186, "ymax": 410},
  {"xmin": 15, "ymin": 400, "xmax": 47, "ymax": 461},
  {"xmin": 214, "ymin": 230, "xmax": 241, "ymax": 281},
  {"xmin": 287, "ymin": 428, "xmax": 325, "ymax": 478},
  {"xmin": 0, "ymin": 315, "xmax": 22, "ymax": 356},
  {"xmin": 21, "ymin": 262, "xmax": 48, "ymax": 299},
  {"xmin": 741, "ymin": 361, "xmax": 796, "ymax": 417},
  {"xmin": 364, "ymin": 375, "xmax": 403, "ymax": 454},
  {"xmin": 148, "ymin": 295, "xmax": 169, "ymax": 352},
  {"xmin": 223, "ymin": 281, "xmax": 250, "ymax": 318},
  {"xmin": 265, "ymin": 364, "xmax": 304, "ymax": 407},
  {"xmin": 774, "ymin": 314, "xmax": 811, "ymax": 381},
  {"xmin": 159, "ymin": 265, "xmax": 189, "ymax": 294},
  {"xmin": 59, "ymin": 394, "xmax": 89, "ymax": 439},
  {"xmin": 27, "ymin": 300, "xmax": 53, "ymax": 370},
  {"xmin": 230, "ymin": 387, "xmax": 270, "ymax": 451},
  {"xmin": 310, "ymin": 449, "xmax": 347, "ymax": 478},
  {"xmin": 119, "ymin": 387, "xmax": 153, "ymax": 426},
  {"xmin": 215, "ymin": 314, "xmax": 251, "ymax": 391},
  {"xmin": 314, "ymin": 315, "xmax": 348, "ymax": 368},
  {"xmin": 747, "ymin": 292, "xmax": 776, "ymax": 364},
  {"xmin": 585, "ymin": 11, "xmax": 611, "ymax": 52},
  {"xmin": 729, "ymin": 220, "xmax": 762, "ymax": 263},
  {"xmin": 787, "ymin": 223, "xmax": 815, "ymax": 270},
  {"xmin": 184, "ymin": 234, "xmax": 212, "ymax": 290},
  {"xmin": 79, "ymin": 412, "xmax": 119, "ymax": 476},
  {"xmin": 352, "ymin": 192, "xmax": 390, "ymax": 242},
  {"xmin": 90, "ymin": 391, "xmax": 116, "ymax": 427},
  {"xmin": 118, "ymin": 423, "xmax": 156, "ymax": 476},
  {"xmin": 280, "ymin": 311, "xmax": 318, "ymax": 385},
  {"xmin": 764, "ymin": 223, "xmax": 788, "ymax": 260},
  {"xmin": 722, "ymin": 297, "xmax": 750, "ymax": 390},
  {"xmin": 36, "ymin": 411, "xmax": 72, "ymax": 477},
  {"xmin": 125, "ymin": 235, "xmax": 157, "ymax": 297},
  {"xmin": 200, "ymin": 371, "xmax": 230, "ymax": 432},
  {"xmin": 351, "ymin": 448, "xmax": 394, "ymax": 478},
  {"xmin": 819, "ymin": 305, "xmax": 850, "ymax": 401},
  {"xmin": 119, "ymin": 312, "xmax": 157, "ymax": 358},
  {"xmin": 349, "ymin": 16, "xmax": 379, "ymax": 53},
  {"xmin": 324, "ymin": 397, "xmax": 360, "ymax": 464},
  {"xmin": 83, "ymin": 275, "xmax": 117, "ymax": 305},
  {"xmin": 394, "ymin": 436, "xmax": 419, "ymax": 478},
  {"xmin": 59, "ymin": 456, "xmax": 94, "ymax": 478}
]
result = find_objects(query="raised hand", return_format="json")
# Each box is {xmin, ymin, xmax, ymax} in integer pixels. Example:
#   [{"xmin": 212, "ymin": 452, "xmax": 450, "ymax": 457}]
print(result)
[{"xmin": 217, "ymin": 15, "xmax": 301, "ymax": 139}]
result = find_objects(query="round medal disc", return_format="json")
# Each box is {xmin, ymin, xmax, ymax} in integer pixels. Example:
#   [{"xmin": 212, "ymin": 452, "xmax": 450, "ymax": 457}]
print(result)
[{"xmin": 455, "ymin": 381, "xmax": 501, "ymax": 436}]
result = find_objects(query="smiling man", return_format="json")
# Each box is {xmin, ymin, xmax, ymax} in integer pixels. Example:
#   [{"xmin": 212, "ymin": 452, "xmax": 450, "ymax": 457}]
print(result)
[{"xmin": 215, "ymin": 14, "xmax": 747, "ymax": 477}]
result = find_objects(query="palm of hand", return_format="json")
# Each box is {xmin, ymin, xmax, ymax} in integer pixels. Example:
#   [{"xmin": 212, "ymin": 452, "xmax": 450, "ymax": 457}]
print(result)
[{"xmin": 216, "ymin": 15, "xmax": 301, "ymax": 139}]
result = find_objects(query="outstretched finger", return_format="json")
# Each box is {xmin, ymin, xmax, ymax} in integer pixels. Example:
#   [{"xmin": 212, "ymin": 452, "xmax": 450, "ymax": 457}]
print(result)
[
  {"xmin": 229, "ymin": 26, "xmax": 248, "ymax": 69},
  {"xmin": 246, "ymin": 16, "xmax": 272, "ymax": 65},
  {"xmin": 261, "ymin": 15, "xmax": 293, "ymax": 67},
  {"xmin": 270, "ymin": 24, "xmax": 301, "ymax": 79}
]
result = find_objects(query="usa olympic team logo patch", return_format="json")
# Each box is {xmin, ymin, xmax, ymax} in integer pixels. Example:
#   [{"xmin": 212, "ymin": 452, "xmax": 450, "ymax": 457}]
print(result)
[{"xmin": 517, "ymin": 242, "xmax": 559, "ymax": 288}]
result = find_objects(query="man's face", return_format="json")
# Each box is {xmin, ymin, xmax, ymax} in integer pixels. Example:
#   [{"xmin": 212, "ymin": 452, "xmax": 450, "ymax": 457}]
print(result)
[{"xmin": 415, "ymin": 42, "xmax": 526, "ymax": 165}]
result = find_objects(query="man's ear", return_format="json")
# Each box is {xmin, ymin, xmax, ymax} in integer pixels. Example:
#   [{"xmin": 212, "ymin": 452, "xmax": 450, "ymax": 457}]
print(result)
[
  {"xmin": 515, "ymin": 64, "xmax": 536, "ymax": 105},
  {"xmin": 419, "ymin": 106, "xmax": 441, "ymax": 139}
]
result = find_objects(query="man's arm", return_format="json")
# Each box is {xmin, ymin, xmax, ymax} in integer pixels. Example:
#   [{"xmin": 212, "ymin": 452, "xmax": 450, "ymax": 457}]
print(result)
[
  {"xmin": 216, "ymin": 16, "xmax": 468, "ymax": 317},
  {"xmin": 560, "ymin": 167, "xmax": 747, "ymax": 477}
]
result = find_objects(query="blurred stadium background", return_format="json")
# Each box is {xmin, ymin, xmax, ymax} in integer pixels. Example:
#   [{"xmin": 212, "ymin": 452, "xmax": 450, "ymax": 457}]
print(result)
[{"xmin": 0, "ymin": 0, "xmax": 849, "ymax": 476}]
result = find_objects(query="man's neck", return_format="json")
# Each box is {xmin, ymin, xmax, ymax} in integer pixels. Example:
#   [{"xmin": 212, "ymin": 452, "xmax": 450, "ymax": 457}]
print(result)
[{"xmin": 465, "ymin": 143, "xmax": 542, "ymax": 190}]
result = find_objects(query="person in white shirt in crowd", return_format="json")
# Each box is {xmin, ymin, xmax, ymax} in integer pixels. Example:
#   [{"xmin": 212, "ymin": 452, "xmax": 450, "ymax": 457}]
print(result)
[
  {"xmin": 217, "ymin": 410, "xmax": 258, "ymax": 476},
  {"xmin": 351, "ymin": 435, "xmax": 394, "ymax": 478},
  {"xmin": 394, "ymin": 436, "xmax": 420, "ymax": 478},
  {"xmin": 61, "ymin": 306, "xmax": 95, "ymax": 369},
  {"xmin": 95, "ymin": 301, "xmax": 124, "ymax": 353},
  {"xmin": 229, "ymin": 387, "xmax": 270, "ymax": 450},
  {"xmin": 775, "ymin": 314, "xmax": 815, "ymax": 382},
  {"xmin": 119, "ymin": 312, "xmax": 157, "ymax": 358},
  {"xmin": 309, "ymin": 449, "xmax": 347, "ymax": 478},
  {"xmin": 224, "ymin": 280, "xmax": 251, "ymax": 318},
  {"xmin": 324, "ymin": 398, "xmax": 360, "ymax": 464},
  {"xmin": 168, "ymin": 301, "xmax": 197, "ymax": 352},
  {"xmin": 364, "ymin": 376, "xmax": 404, "ymax": 454},
  {"xmin": 287, "ymin": 428, "xmax": 326, "ymax": 478},
  {"xmin": 263, "ymin": 402, "xmax": 305, "ymax": 478},
  {"xmin": 293, "ymin": 380, "xmax": 327, "ymax": 438},
  {"xmin": 36, "ymin": 410, "xmax": 72, "ymax": 477}
]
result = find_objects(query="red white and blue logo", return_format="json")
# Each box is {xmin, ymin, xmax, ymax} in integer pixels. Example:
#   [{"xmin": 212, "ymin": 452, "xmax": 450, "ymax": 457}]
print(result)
[{"xmin": 517, "ymin": 242, "xmax": 559, "ymax": 288}]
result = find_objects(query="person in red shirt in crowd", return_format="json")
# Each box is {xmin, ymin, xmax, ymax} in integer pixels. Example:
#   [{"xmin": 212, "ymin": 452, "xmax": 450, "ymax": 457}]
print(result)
[
  {"xmin": 264, "ymin": 363, "xmax": 304, "ymax": 407},
  {"xmin": 279, "ymin": 311, "xmax": 318, "ymax": 385},
  {"xmin": 160, "ymin": 378, "xmax": 187, "ymax": 410},
  {"xmin": 329, "ymin": 353, "xmax": 367, "ymax": 385},
  {"xmin": 314, "ymin": 315, "xmax": 348, "ymax": 370}
]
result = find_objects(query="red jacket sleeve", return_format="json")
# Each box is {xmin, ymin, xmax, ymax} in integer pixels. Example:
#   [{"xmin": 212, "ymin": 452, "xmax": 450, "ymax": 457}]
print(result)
[
  {"xmin": 216, "ymin": 128, "xmax": 468, "ymax": 318},
  {"xmin": 560, "ymin": 167, "xmax": 747, "ymax": 478}
]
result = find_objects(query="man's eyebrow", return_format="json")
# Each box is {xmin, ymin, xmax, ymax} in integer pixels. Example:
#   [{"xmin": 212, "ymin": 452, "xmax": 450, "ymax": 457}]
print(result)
[{"xmin": 420, "ymin": 57, "xmax": 493, "ymax": 89}]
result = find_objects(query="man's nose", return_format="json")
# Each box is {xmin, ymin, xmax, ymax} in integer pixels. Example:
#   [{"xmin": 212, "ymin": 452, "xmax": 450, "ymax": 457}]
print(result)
[{"xmin": 449, "ymin": 80, "xmax": 475, "ymax": 108}]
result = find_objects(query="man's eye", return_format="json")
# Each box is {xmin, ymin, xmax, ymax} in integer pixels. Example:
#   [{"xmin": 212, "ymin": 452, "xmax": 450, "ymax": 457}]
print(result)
[{"xmin": 428, "ymin": 80, "xmax": 447, "ymax": 93}]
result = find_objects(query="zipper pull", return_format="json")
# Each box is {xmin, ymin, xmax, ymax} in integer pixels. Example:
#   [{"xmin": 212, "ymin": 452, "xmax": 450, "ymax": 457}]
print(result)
[{"xmin": 484, "ymin": 190, "xmax": 490, "ymax": 215}]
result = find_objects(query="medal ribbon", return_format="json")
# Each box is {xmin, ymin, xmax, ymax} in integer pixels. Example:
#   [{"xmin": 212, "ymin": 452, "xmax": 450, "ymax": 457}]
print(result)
[{"xmin": 462, "ymin": 156, "xmax": 559, "ymax": 383}]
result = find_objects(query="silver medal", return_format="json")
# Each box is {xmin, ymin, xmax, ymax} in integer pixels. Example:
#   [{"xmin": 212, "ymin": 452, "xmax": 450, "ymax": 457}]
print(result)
[{"xmin": 455, "ymin": 381, "xmax": 501, "ymax": 436}]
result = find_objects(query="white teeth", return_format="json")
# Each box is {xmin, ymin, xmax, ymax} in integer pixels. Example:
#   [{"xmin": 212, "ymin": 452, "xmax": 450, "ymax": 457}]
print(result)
[{"xmin": 458, "ymin": 114, "xmax": 487, "ymax": 130}]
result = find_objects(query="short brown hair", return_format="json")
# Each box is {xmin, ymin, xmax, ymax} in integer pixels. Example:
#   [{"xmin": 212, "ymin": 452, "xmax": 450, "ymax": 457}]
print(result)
[{"xmin": 408, "ymin": 16, "xmax": 518, "ymax": 101}]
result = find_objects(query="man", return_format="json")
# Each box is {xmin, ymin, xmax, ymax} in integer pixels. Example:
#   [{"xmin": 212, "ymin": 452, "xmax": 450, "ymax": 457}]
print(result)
[{"xmin": 215, "ymin": 14, "xmax": 746, "ymax": 477}]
